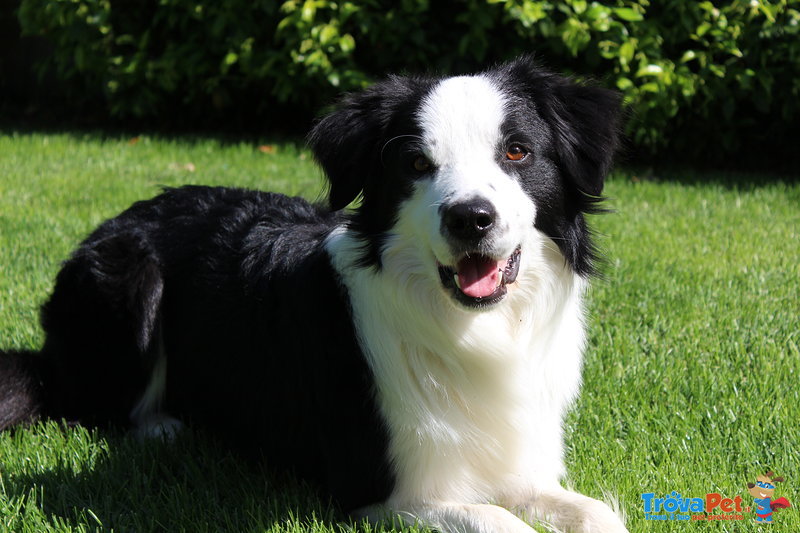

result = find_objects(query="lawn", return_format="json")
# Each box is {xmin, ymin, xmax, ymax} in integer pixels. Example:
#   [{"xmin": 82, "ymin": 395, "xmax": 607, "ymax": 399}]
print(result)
[{"xmin": 1, "ymin": 132, "xmax": 798, "ymax": 532}]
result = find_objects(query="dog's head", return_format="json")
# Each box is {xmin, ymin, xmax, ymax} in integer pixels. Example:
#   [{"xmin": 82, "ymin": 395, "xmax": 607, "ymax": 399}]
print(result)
[{"xmin": 310, "ymin": 56, "xmax": 622, "ymax": 310}]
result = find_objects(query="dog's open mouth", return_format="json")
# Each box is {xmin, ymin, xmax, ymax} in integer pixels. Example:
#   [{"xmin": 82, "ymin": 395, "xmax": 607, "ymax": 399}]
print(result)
[{"xmin": 437, "ymin": 246, "xmax": 521, "ymax": 308}]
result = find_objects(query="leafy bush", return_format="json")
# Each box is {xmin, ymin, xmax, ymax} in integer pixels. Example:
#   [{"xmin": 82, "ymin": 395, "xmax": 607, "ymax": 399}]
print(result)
[{"xmin": 17, "ymin": 0, "xmax": 800, "ymax": 162}]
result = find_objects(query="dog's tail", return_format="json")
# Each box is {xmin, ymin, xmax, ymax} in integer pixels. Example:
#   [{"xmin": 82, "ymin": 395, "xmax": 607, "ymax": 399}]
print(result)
[{"xmin": 0, "ymin": 350, "xmax": 49, "ymax": 430}]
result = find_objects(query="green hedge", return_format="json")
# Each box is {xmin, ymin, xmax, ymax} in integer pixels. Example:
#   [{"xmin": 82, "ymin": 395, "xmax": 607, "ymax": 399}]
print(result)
[{"xmin": 17, "ymin": 0, "xmax": 800, "ymax": 162}]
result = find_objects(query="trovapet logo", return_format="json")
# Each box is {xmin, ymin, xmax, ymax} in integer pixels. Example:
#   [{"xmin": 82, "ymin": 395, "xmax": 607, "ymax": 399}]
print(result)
[
  {"xmin": 641, "ymin": 469, "xmax": 793, "ymax": 524},
  {"xmin": 747, "ymin": 471, "xmax": 792, "ymax": 523}
]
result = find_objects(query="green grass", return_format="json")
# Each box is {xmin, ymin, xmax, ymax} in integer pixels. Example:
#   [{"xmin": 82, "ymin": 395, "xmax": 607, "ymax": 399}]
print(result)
[{"xmin": 1, "ymin": 132, "xmax": 798, "ymax": 532}]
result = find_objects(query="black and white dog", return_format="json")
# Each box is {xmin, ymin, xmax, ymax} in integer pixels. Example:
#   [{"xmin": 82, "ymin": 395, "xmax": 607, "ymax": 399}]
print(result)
[{"xmin": 0, "ymin": 56, "xmax": 625, "ymax": 532}]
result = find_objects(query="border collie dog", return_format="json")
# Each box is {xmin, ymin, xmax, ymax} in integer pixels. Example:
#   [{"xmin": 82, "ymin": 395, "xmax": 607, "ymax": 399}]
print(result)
[{"xmin": 0, "ymin": 56, "xmax": 625, "ymax": 532}]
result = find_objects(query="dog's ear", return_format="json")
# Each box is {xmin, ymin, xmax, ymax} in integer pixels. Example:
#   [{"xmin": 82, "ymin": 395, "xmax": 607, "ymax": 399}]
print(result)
[
  {"xmin": 545, "ymin": 79, "xmax": 622, "ymax": 197},
  {"xmin": 308, "ymin": 76, "xmax": 420, "ymax": 211},
  {"xmin": 503, "ymin": 56, "xmax": 623, "ymax": 198}
]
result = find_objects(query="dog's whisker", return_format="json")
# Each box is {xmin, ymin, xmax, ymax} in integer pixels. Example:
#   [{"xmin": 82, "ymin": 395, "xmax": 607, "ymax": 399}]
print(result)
[{"xmin": 380, "ymin": 134, "xmax": 425, "ymax": 167}]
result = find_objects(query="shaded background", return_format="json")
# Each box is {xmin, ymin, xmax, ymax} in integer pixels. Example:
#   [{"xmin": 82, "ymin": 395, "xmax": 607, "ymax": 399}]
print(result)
[{"xmin": 2, "ymin": 0, "xmax": 799, "ymax": 170}]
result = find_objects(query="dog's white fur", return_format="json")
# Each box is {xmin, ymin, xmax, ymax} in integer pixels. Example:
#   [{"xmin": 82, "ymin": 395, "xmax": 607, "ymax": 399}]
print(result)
[{"xmin": 326, "ymin": 75, "xmax": 627, "ymax": 532}]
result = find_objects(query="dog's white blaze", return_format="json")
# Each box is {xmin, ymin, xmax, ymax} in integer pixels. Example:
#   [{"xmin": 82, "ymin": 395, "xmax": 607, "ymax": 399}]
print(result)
[
  {"xmin": 415, "ymin": 75, "xmax": 537, "ymax": 267},
  {"xmin": 327, "ymin": 76, "xmax": 588, "ymax": 512},
  {"xmin": 418, "ymin": 75, "xmax": 506, "ymax": 166}
]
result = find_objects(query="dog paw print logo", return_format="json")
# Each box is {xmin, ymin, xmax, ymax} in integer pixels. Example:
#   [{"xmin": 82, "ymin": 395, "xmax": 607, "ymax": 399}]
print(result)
[{"xmin": 747, "ymin": 471, "xmax": 792, "ymax": 523}]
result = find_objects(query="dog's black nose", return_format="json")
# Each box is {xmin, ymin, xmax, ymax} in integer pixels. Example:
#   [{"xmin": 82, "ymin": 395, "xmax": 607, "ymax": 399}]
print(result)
[{"xmin": 442, "ymin": 198, "xmax": 497, "ymax": 243}]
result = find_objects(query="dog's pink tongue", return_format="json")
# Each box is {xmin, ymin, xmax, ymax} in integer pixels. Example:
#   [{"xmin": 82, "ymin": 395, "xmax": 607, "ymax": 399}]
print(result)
[{"xmin": 457, "ymin": 256, "xmax": 502, "ymax": 298}]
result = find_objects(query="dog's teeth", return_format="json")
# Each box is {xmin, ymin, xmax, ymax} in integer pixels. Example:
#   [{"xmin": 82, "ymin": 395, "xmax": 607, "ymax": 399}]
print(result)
[{"xmin": 454, "ymin": 273, "xmax": 461, "ymax": 289}]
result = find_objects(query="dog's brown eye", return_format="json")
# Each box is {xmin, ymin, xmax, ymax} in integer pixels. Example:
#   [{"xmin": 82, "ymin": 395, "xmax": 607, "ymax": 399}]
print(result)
[
  {"xmin": 506, "ymin": 144, "xmax": 528, "ymax": 161},
  {"xmin": 413, "ymin": 155, "xmax": 432, "ymax": 172}
]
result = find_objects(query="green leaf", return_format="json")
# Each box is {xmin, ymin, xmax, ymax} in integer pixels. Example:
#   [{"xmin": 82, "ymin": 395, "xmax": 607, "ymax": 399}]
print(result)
[
  {"xmin": 636, "ymin": 64, "xmax": 663, "ymax": 77},
  {"xmin": 339, "ymin": 33, "xmax": 355, "ymax": 53},
  {"xmin": 619, "ymin": 39, "xmax": 636, "ymax": 67},
  {"xmin": 584, "ymin": 3, "xmax": 610, "ymax": 21},
  {"xmin": 616, "ymin": 76, "xmax": 634, "ymax": 90},
  {"xmin": 327, "ymin": 71, "xmax": 340, "ymax": 86},
  {"xmin": 708, "ymin": 64, "xmax": 725, "ymax": 78},
  {"xmin": 586, "ymin": 3, "xmax": 613, "ymax": 31},
  {"xmin": 639, "ymin": 82, "xmax": 661, "ymax": 93},
  {"xmin": 319, "ymin": 24, "xmax": 337, "ymax": 45},
  {"xmin": 696, "ymin": 22, "xmax": 711, "ymax": 37},
  {"xmin": 300, "ymin": 0, "xmax": 316, "ymax": 22},
  {"xmin": 299, "ymin": 38, "xmax": 314, "ymax": 54},
  {"xmin": 613, "ymin": 7, "xmax": 643, "ymax": 22},
  {"xmin": 561, "ymin": 18, "xmax": 591, "ymax": 56},
  {"xmin": 598, "ymin": 39, "xmax": 618, "ymax": 59},
  {"xmin": 223, "ymin": 52, "xmax": 238, "ymax": 66}
]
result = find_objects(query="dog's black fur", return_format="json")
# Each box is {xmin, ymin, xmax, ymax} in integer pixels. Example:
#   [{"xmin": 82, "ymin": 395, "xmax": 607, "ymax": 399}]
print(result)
[{"xmin": 2, "ymin": 186, "xmax": 395, "ymax": 509}]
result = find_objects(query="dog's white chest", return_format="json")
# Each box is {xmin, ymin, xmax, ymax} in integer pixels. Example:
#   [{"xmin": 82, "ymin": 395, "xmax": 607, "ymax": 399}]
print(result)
[{"xmin": 326, "ymin": 228, "xmax": 586, "ymax": 505}]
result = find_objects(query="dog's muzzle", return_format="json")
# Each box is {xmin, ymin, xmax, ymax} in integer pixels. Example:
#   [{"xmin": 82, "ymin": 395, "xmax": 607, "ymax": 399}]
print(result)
[{"xmin": 438, "ymin": 199, "xmax": 521, "ymax": 308}]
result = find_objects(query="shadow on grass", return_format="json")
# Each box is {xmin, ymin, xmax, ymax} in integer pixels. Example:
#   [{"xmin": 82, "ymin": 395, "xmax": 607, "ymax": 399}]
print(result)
[
  {"xmin": 3, "ymin": 426, "xmax": 411, "ymax": 532},
  {"xmin": 0, "ymin": 121, "xmax": 309, "ymax": 151},
  {"xmin": 616, "ymin": 165, "xmax": 800, "ymax": 189}
]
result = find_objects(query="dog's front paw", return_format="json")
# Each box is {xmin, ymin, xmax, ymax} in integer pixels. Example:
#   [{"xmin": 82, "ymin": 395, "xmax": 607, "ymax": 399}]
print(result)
[
  {"xmin": 521, "ymin": 488, "xmax": 628, "ymax": 533},
  {"xmin": 571, "ymin": 498, "xmax": 627, "ymax": 533}
]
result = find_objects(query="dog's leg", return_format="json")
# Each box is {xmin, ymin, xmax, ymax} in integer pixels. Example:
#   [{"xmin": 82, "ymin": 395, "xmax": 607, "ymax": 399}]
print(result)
[
  {"xmin": 513, "ymin": 485, "xmax": 628, "ymax": 533},
  {"xmin": 40, "ymin": 229, "xmax": 166, "ymax": 426},
  {"xmin": 131, "ymin": 412, "xmax": 183, "ymax": 441},
  {"xmin": 0, "ymin": 350, "xmax": 47, "ymax": 429},
  {"xmin": 129, "ymin": 341, "xmax": 182, "ymax": 441},
  {"xmin": 356, "ymin": 502, "xmax": 537, "ymax": 533}
]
